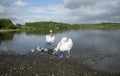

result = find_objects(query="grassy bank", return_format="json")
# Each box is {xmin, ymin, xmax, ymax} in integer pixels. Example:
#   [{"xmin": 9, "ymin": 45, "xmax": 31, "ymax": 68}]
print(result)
[
  {"xmin": 0, "ymin": 54, "xmax": 120, "ymax": 76},
  {"xmin": 0, "ymin": 29, "xmax": 21, "ymax": 32}
]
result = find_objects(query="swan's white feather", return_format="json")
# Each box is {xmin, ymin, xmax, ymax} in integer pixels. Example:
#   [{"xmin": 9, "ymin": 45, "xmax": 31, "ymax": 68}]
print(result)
[
  {"xmin": 46, "ymin": 35, "xmax": 55, "ymax": 44},
  {"xmin": 54, "ymin": 37, "xmax": 73, "ymax": 53}
]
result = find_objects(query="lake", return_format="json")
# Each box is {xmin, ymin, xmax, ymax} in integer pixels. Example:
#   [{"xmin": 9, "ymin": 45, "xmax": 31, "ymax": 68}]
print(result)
[{"xmin": 0, "ymin": 29, "xmax": 120, "ymax": 72}]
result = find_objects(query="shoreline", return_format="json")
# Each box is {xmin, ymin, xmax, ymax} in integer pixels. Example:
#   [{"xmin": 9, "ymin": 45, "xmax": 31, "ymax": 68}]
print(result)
[
  {"xmin": 0, "ymin": 53, "xmax": 120, "ymax": 76},
  {"xmin": 0, "ymin": 29, "xmax": 21, "ymax": 32}
]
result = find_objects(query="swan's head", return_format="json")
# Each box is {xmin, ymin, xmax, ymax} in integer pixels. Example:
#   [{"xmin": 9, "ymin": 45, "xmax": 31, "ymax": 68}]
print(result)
[
  {"xmin": 41, "ymin": 48, "xmax": 44, "ymax": 50},
  {"xmin": 49, "ymin": 30, "xmax": 52, "ymax": 33},
  {"xmin": 31, "ymin": 49, "xmax": 35, "ymax": 53},
  {"xmin": 61, "ymin": 37, "xmax": 68, "ymax": 43}
]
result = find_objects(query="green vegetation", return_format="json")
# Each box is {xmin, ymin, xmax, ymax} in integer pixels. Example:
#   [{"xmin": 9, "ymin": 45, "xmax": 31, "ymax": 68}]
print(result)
[
  {"xmin": 0, "ymin": 19, "xmax": 21, "ymax": 29},
  {"xmin": 73, "ymin": 23, "xmax": 120, "ymax": 29},
  {"xmin": 24, "ymin": 21, "xmax": 71, "ymax": 30},
  {"xmin": 23, "ymin": 21, "xmax": 120, "ymax": 30},
  {"xmin": 0, "ymin": 19, "xmax": 120, "ymax": 31}
]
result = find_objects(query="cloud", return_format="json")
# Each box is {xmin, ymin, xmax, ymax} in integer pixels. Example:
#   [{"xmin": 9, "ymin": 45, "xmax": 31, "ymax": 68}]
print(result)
[
  {"xmin": 29, "ymin": 7, "xmax": 45, "ymax": 13},
  {"xmin": 26, "ymin": 4, "xmax": 72, "ymax": 24},
  {"xmin": 0, "ymin": 0, "xmax": 9, "ymax": 5},
  {"xmin": 14, "ymin": 0, "xmax": 28, "ymax": 7},
  {"xmin": 0, "ymin": 5, "xmax": 5, "ymax": 13},
  {"xmin": 29, "ymin": 5, "xmax": 70, "ymax": 15},
  {"xmin": 64, "ymin": 0, "xmax": 98, "ymax": 9},
  {"xmin": 1, "ymin": 0, "xmax": 30, "ymax": 24},
  {"xmin": 63, "ymin": 0, "xmax": 120, "ymax": 24},
  {"xmin": 11, "ymin": 11, "xmax": 74, "ymax": 24},
  {"xmin": 0, "ymin": 0, "xmax": 120, "ymax": 24}
]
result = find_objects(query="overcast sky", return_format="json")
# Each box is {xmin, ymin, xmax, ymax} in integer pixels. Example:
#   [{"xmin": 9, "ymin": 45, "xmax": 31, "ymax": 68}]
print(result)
[{"xmin": 0, "ymin": 0, "xmax": 120, "ymax": 24}]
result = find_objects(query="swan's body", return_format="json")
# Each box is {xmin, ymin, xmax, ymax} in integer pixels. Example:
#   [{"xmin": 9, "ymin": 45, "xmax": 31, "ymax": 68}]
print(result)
[
  {"xmin": 36, "ymin": 46, "xmax": 41, "ymax": 52},
  {"xmin": 46, "ymin": 30, "xmax": 55, "ymax": 44},
  {"xmin": 46, "ymin": 35, "xmax": 55, "ymax": 44},
  {"xmin": 31, "ymin": 49, "xmax": 35, "ymax": 53},
  {"xmin": 44, "ymin": 48, "xmax": 48, "ymax": 52},
  {"xmin": 53, "ymin": 37, "xmax": 73, "ymax": 55}
]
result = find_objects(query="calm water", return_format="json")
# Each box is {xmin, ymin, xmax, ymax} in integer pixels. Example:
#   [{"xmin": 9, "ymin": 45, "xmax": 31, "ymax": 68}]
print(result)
[{"xmin": 0, "ymin": 30, "xmax": 120, "ymax": 72}]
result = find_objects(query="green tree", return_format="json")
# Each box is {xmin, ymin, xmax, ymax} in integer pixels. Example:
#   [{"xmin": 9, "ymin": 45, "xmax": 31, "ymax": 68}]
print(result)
[{"xmin": 0, "ymin": 19, "xmax": 15, "ymax": 29}]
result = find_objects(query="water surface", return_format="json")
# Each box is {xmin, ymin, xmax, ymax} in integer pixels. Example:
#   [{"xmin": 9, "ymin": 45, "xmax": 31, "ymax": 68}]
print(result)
[{"xmin": 0, "ymin": 30, "xmax": 120, "ymax": 72}]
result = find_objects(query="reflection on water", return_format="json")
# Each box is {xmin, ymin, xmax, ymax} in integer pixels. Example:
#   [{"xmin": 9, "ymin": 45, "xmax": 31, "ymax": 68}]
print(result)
[
  {"xmin": 25, "ymin": 29, "xmax": 70, "ymax": 35},
  {"xmin": 0, "ymin": 32, "xmax": 14, "ymax": 42},
  {"xmin": 0, "ymin": 30, "xmax": 120, "ymax": 72}
]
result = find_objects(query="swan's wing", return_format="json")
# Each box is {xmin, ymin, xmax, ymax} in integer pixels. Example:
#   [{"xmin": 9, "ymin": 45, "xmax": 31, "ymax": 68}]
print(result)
[
  {"xmin": 46, "ymin": 35, "xmax": 51, "ymax": 42},
  {"xmin": 46, "ymin": 35, "xmax": 49, "ymax": 41},
  {"xmin": 51, "ymin": 36, "xmax": 55, "ymax": 43},
  {"xmin": 59, "ymin": 41, "xmax": 66, "ymax": 52},
  {"xmin": 65, "ymin": 38, "xmax": 73, "ymax": 52},
  {"xmin": 61, "ymin": 37, "xmax": 67, "ymax": 42},
  {"xmin": 46, "ymin": 35, "xmax": 55, "ymax": 44},
  {"xmin": 53, "ymin": 42, "xmax": 61, "ymax": 54}
]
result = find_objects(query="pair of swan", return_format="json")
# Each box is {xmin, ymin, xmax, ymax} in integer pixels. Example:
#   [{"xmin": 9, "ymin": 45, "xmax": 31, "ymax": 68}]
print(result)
[
  {"xmin": 31, "ymin": 30, "xmax": 73, "ymax": 58},
  {"xmin": 46, "ymin": 30, "xmax": 73, "ymax": 55}
]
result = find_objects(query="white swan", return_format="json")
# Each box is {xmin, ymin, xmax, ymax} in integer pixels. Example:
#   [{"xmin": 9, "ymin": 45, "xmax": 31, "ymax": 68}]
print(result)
[
  {"xmin": 36, "ymin": 46, "xmax": 41, "ymax": 52},
  {"xmin": 31, "ymin": 49, "xmax": 35, "ymax": 53},
  {"xmin": 40, "ymin": 47, "xmax": 48, "ymax": 52},
  {"xmin": 43, "ymin": 48, "xmax": 48, "ymax": 52},
  {"xmin": 53, "ymin": 37, "xmax": 73, "ymax": 57},
  {"xmin": 46, "ymin": 30, "xmax": 55, "ymax": 44}
]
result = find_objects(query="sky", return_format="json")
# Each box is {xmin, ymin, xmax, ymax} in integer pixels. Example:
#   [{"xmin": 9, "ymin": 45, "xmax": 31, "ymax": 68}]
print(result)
[{"xmin": 0, "ymin": 0, "xmax": 120, "ymax": 24}]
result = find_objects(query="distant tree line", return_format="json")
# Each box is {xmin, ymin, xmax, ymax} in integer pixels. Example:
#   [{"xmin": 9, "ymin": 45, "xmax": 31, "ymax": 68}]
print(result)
[
  {"xmin": 0, "ymin": 19, "xmax": 120, "ymax": 30},
  {"xmin": 72, "ymin": 23, "xmax": 120, "ymax": 29},
  {"xmin": 24, "ymin": 21, "xmax": 72, "ymax": 29},
  {"xmin": 24, "ymin": 21, "xmax": 120, "ymax": 30},
  {"xmin": 0, "ymin": 19, "xmax": 21, "ymax": 29}
]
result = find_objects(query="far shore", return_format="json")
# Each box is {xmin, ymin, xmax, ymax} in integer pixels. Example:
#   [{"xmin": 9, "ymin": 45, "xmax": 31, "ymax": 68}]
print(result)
[{"xmin": 0, "ymin": 29, "xmax": 21, "ymax": 32}]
